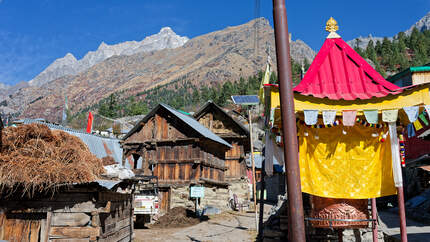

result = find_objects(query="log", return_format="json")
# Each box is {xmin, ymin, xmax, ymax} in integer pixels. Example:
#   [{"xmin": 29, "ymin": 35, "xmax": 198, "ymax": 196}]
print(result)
[
  {"xmin": 199, "ymin": 178, "xmax": 229, "ymax": 187},
  {"xmin": 51, "ymin": 213, "xmax": 90, "ymax": 227},
  {"xmin": 99, "ymin": 225, "xmax": 130, "ymax": 242},
  {"xmin": 49, "ymin": 226, "xmax": 100, "ymax": 238},
  {"xmin": 50, "ymin": 239, "xmax": 89, "ymax": 242},
  {"xmin": 91, "ymin": 212, "xmax": 100, "ymax": 227}
]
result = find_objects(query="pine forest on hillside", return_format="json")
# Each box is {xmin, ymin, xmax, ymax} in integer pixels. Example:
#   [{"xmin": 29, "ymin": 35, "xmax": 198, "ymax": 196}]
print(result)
[{"xmin": 353, "ymin": 27, "xmax": 430, "ymax": 76}]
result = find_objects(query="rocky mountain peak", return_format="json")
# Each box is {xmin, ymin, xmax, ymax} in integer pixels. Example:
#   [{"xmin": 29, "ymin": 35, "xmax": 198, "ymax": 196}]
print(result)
[
  {"xmin": 64, "ymin": 53, "xmax": 77, "ymax": 60},
  {"xmin": 159, "ymin": 27, "xmax": 174, "ymax": 34},
  {"xmin": 98, "ymin": 42, "xmax": 109, "ymax": 50},
  {"xmin": 406, "ymin": 11, "xmax": 430, "ymax": 35},
  {"xmin": 28, "ymin": 27, "xmax": 189, "ymax": 87}
]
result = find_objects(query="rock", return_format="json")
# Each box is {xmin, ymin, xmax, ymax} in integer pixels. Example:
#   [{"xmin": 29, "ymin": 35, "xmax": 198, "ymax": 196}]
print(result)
[{"xmin": 405, "ymin": 11, "xmax": 430, "ymax": 35}]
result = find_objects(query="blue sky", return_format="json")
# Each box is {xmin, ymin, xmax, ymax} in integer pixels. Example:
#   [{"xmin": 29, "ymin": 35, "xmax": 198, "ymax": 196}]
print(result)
[{"xmin": 0, "ymin": 0, "xmax": 428, "ymax": 85}]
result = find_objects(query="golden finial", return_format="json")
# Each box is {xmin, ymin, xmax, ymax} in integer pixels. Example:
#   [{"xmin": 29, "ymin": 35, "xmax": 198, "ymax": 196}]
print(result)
[{"xmin": 325, "ymin": 17, "xmax": 339, "ymax": 33}]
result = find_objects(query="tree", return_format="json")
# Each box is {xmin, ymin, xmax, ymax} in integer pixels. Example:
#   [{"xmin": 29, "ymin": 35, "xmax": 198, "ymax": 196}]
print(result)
[{"xmin": 366, "ymin": 40, "xmax": 377, "ymax": 63}]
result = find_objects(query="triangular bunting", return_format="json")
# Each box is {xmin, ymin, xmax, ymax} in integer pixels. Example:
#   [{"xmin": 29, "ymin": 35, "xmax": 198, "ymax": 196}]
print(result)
[
  {"xmin": 342, "ymin": 110, "xmax": 357, "ymax": 126},
  {"xmin": 407, "ymin": 123, "xmax": 416, "ymax": 138},
  {"xmin": 322, "ymin": 110, "xmax": 336, "ymax": 125},
  {"xmin": 364, "ymin": 110, "xmax": 378, "ymax": 124},
  {"xmin": 419, "ymin": 113, "xmax": 429, "ymax": 126},
  {"xmin": 382, "ymin": 109, "xmax": 398, "ymax": 123},
  {"xmin": 304, "ymin": 110, "xmax": 319, "ymax": 125},
  {"xmin": 403, "ymin": 106, "xmax": 419, "ymax": 123},
  {"xmin": 413, "ymin": 120, "xmax": 423, "ymax": 131}
]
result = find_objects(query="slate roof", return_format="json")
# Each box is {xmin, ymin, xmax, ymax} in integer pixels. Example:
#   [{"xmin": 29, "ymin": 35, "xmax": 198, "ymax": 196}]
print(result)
[
  {"xmin": 294, "ymin": 36, "xmax": 401, "ymax": 100},
  {"xmin": 123, "ymin": 103, "xmax": 232, "ymax": 148}
]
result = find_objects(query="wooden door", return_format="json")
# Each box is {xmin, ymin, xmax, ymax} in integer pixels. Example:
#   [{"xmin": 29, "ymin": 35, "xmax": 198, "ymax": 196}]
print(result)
[{"xmin": 159, "ymin": 188, "xmax": 171, "ymax": 212}]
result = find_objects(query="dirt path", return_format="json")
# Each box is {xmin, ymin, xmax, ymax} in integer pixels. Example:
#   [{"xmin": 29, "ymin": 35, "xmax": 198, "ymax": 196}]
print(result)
[{"xmin": 134, "ymin": 211, "xmax": 259, "ymax": 242}]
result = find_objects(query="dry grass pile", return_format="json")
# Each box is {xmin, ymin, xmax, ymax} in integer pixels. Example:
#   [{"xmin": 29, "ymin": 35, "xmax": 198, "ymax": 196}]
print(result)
[{"xmin": 0, "ymin": 124, "xmax": 104, "ymax": 195}]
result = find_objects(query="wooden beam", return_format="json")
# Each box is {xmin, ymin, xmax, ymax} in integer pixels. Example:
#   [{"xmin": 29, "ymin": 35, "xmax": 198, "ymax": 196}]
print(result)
[
  {"xmin": 51, "ymin": 213, "xmax": 90, "ymax": 227},
  {"xmin": 199, "ymin": 178, "xmax": 229, "ymax": 187},
  {"xmin": 49, "ymin": 227, "xmax": 100, "ymax": 238}
]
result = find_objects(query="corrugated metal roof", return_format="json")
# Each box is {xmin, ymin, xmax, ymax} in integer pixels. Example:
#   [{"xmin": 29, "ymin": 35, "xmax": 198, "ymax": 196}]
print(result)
[
  {"xmin": 124, "ymin": 104, "xmax": 231, "ymax": 148},
  {"xmin": 294, "ymin": 37, "xmax": 401, "ymax": 100},
  {"xmin": 19, "ymin": 119, "xmax": 123, "ymax": 165}
]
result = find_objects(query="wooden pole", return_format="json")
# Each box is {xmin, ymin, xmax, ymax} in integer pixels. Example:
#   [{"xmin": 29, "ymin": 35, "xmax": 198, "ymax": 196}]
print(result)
[
  {"xmin": 371, "ymin": 198, "xmax": 378, "ymax": 242},
  {"xmin": 272, "ymin": 0, "xmax": 306, "ymax": 241},
  {"xmin": 248, "ymin": 109, "xmax": 258, "ymax": 231},
  {"xmin": 258, "ymin": 159, "xmax": 266, "ymax": 238},
  {"xmin": 388, "ymin": 122, "xmax": 407, "ymax": 242},
  {"xmin": 397, "ymin": 187, "xmax": 408, "ymax": 242}
]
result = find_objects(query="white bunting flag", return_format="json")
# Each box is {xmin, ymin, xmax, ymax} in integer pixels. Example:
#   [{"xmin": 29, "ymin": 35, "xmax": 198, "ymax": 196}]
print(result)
[
  {"xmin": 403, "ymin": 106, "xmax": 419, "ymax": 123},
  {"xmin": 322, "ymin": 110, "xmax": 336, "ymax": 125},
  {"xmin": 364, "ymin": 110, "xmax": 378, "ymax": 124},
  {"xmin": 304, "ymin": 110, "xmax": 319, "ymax": 125},
  {"xmin": 382, "ymin": 109, "xmax": 398, "ymax": 123}
]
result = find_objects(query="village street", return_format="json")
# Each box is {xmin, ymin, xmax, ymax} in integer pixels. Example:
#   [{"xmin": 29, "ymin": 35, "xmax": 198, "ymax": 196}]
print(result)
[{"xmin": 134, "ymin": 209, "xmax": 268, "ymax": 242}]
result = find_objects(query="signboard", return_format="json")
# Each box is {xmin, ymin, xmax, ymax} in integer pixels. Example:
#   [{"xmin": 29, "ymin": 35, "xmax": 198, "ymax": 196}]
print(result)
[{"xmin": 190, "ymin": 186, "xmax": 204, "ymax": 198}]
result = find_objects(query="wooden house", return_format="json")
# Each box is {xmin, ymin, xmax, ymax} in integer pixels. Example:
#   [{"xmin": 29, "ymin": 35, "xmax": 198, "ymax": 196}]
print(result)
[
  {"xmin": 194, "ymin": 101, "xmax": 250, "ymax": 180},
  {"xmin": 0, "ymin": 181, "xmax": 134, "ymax": 241},
  {"xmin": 121, "ymin": 104, "xmax": 232, "ymax": 212},
  {"xmin": 388, "ymin": 64, "xmax": 430, "ymax": 87}
]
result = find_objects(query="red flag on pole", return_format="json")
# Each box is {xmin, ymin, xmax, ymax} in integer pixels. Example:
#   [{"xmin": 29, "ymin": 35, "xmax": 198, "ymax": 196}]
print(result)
[{"xmin": 86, "ymin": 112, "xmax": 93, "ymax": 133}]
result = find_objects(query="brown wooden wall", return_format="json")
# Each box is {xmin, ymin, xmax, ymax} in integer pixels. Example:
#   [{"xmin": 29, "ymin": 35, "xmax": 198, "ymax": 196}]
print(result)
[
  {"xmin": 150, "ymin": 144, "xmax": 225, "ymax": 184},
  {"xmin": 0, "ymin": 190, "xmax": 133, "ymax": 242},
  {"xmin": 224, "ymin": 142, "xmax": 246, "ymax": 179},
  {"xmin": 126, "ymin": 114, "xmax": 188, "ymax": 143},
  {"xmin": 196, "ymin": 110, "xmax": 249, "ymax": 180}
]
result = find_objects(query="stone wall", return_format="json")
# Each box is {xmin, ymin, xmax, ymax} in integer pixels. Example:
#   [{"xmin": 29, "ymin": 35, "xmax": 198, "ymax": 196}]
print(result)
[{"xmin": 168, "ymin": 178, "xmax": 250, "ymax": 211}]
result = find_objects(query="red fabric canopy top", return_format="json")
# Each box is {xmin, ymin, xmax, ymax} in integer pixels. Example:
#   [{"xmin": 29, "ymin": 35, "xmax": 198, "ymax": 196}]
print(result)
[{"xmin": 293, "ymin": 37, "xmax": 401, "ymax": 100}]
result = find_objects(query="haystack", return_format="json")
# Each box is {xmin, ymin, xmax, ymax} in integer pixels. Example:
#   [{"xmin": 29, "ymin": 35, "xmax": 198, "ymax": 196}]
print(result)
[{"xmin": 0, "ymin": 123, "xmax": 104, "ymax": 196}]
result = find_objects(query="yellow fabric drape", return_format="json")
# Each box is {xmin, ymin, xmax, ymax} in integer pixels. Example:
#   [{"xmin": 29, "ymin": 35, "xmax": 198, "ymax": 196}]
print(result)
[{"xmin": 298, "ymin": 124, "xmax": 397, "ymax": 199}]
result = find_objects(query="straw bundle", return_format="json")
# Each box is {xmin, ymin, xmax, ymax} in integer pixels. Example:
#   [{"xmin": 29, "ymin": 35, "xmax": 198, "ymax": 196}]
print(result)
[{"xmin": 0, "ymin": 124, "xmax": 104, "ymax": 196}]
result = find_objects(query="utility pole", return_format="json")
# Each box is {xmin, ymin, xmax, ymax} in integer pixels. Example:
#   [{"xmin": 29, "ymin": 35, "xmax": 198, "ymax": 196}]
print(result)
[
  {"xmin": 248, "ymin": 109, "xmax": 258, "ymax": 231},
  {"xmin": 272, "ymin": 0, "xmax": 306, "ymax": 241}
]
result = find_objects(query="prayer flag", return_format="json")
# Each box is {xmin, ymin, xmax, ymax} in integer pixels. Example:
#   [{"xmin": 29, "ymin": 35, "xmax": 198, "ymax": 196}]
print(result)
[
  {"xmin": 86, "ymin": 112, "xmax": 94, "ymax": 133},
  {"xmin": 382, "ymin": 109, "xmax": 398, "ymax": 123},
  {"xmin": 304, "ymin": 110, "xmax": 319, "ymax": 125},
  {"xmin": 413, "ymin": 120, "xmax": 423, "ymax": 131},
  {"xmin": 364, "ymin": 110, "xmax": 378, "ymax": 124},
  {"xmin": 258, "ymin": 56, "xmax": 272, "ymax": 104},
  {"xmin": 419, "ymin": 113, "xmax": 429, "ymax": 126},
  {"xmin": 322, "ymin": 110, "xmax": 336, "ymax": 125},
  {"xmin": 407, "ymin": 123, "xmax": 416, "ymax": 138},
  {"xmin": 342, "ymin": 110, "xmax": 357, "ymax": 126},
  {"xmin": 403, "ymin": 106, "xmax": 419, "ymax": 123}
]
